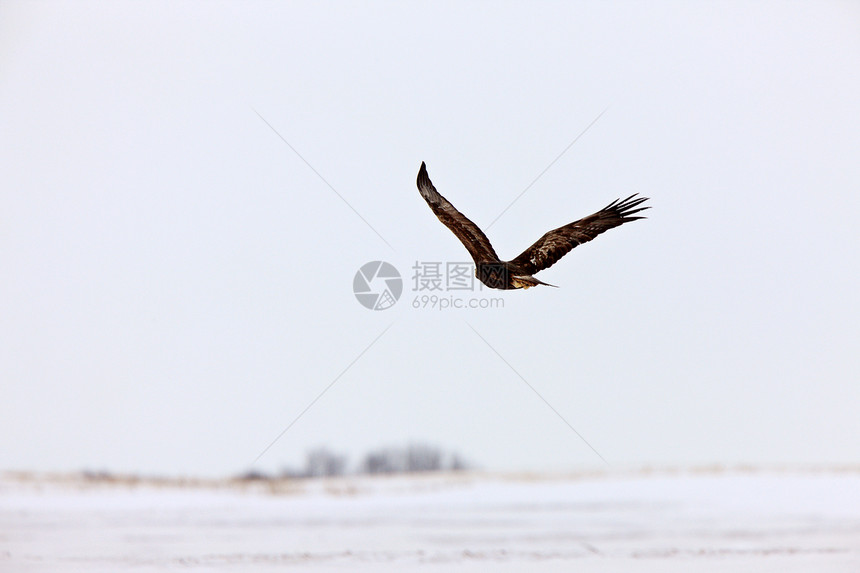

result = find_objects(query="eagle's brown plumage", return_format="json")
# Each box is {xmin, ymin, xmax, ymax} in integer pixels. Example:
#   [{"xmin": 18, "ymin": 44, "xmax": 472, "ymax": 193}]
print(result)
[{"xmin": 416, "ymin": 162, "xmax": 649, "ymax": 290}]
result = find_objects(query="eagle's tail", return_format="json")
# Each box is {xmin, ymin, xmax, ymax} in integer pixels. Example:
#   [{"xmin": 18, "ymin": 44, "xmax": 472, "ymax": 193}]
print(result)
[{"xmin": 512, "ymin": 275, "xmax": 557, "ymax": 289}]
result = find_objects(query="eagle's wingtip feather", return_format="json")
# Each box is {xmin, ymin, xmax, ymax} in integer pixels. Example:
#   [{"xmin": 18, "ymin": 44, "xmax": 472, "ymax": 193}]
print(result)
[{"xmin": 417, "ymin": 162, "xmax": 430, "ymax": 188}]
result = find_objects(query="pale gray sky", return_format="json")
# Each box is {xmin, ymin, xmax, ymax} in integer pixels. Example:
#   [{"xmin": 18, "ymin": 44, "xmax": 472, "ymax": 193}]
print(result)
[{"xmin": 2, "ymin": 1, "xmax": 858, "ymax": 477}]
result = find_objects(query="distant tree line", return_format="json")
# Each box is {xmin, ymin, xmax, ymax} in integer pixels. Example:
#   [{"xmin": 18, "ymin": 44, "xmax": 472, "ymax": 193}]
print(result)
[
  {"xmin": 360, "ymin": 444, "xmax": 468, "ymax": 475},
  {"xmin": 241, "ymin": 444, "xmax": 470, "ymax": 480}
]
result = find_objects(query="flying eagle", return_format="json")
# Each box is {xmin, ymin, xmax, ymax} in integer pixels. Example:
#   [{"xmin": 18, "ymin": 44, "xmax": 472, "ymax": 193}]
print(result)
[{"xmin": 416, "ymin": 162, "xmax": 649, "ymax": 290}]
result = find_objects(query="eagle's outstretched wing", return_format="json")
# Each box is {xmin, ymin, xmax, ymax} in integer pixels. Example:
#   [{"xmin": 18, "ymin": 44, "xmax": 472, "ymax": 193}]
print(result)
[
  {"xmin": 417, "ymin": 162, "xmax": 500, "ymax": 264},
  {"xmin": 508, "ymin": 194, "xmax": 649, "ymax": 275}
]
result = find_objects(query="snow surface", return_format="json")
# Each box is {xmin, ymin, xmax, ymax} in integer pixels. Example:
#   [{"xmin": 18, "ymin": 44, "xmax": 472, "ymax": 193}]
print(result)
[{"xmin": 2, "ymin": 469, "xmax": 859, "ymax": 572}]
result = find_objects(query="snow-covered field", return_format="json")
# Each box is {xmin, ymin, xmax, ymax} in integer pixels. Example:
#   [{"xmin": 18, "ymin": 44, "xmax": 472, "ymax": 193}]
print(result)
[{"xmin": 2, "ymin": 468, "xmax": 859, "ymax": 572}]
